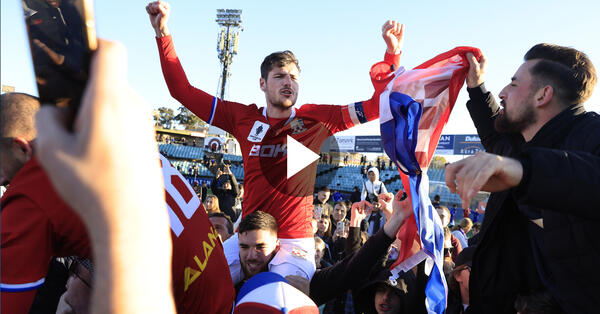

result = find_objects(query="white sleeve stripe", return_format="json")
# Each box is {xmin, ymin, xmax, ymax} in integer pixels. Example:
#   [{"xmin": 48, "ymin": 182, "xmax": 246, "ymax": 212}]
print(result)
[
  {"xmin": 347, "ymin": 103, "xmax": 361, "ymax": 125},
  {"xmin": 208, "ymin": 96, "xmax": 218, "ymax": 125},
  {"xmin": 1, "ymin": 278, "xmax": 45, "ymax": 292}
]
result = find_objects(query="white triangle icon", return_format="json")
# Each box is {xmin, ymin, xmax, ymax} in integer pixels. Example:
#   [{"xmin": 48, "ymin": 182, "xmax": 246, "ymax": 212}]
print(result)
[{"xmin": 287, "ymin": 135, "xmax": 319, "ymax": 179}]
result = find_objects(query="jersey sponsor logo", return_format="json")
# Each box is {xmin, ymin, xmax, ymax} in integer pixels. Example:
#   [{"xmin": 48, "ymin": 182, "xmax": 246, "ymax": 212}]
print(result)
[
  {"xmin": 247, "ymin": 121, "xmax": 270, "ymax": 142},
  {"xmin": 290, "ymin": 118, "xmax": 307, "ymax": 135},
  {"xmin": 249, "ymin": 143, "xmax": 287, "ymax": 158}
]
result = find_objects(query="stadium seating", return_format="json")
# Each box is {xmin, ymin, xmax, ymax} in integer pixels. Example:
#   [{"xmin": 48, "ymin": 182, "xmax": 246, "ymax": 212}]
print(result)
[{"xmin": 160, "ymin": 143, "xmax": 467, "ymax": 206}]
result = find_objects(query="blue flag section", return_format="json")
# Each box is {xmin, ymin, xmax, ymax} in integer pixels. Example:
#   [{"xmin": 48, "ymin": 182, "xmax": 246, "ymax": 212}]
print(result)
[{"xmin": 381, "ymin": 90, "xmax": 448, "ymax": 313}]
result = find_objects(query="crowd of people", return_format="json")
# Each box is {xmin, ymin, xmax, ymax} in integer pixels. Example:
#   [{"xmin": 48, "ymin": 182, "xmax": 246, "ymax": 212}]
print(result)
[{"xmin": 1, "ymin": 1, "xmax": 599, "ymax": 313}]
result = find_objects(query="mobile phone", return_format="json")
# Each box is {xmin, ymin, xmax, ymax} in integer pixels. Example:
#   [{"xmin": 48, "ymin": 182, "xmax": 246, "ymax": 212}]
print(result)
[
  {"xmin": 337, "ymin": 221, "xmax": 345, "ymax": 231},
  {"xmin": 21, "ymin": 0, "xmax": 97, "ymax": 126},
  {"xmin": 313, "ymin": 205, "xmax": 323, "ymax": 219}
]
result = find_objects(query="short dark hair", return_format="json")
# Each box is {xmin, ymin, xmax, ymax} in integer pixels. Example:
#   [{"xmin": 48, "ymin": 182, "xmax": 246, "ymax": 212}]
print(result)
[
  {"xmin": 319, "ymin": 186, "xmax": 330, "ymax": 193},
  {"xmin": 209, "ymin": 212, "xmax": 234, "ymax": 235},
  {"xmin": 524, "ymin": 44, "xmax": 597, "ymax": 106},
  {"xmin": 260, "ymin": 50, "xmax": 300, "ymax": 80},
  {"xmin": 238, "ymin": 211, "xmax": 278, "ymax": 235}
]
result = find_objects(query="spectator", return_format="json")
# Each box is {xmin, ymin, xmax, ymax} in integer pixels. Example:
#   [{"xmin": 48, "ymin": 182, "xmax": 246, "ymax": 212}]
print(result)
[
  {"xmin": 314, "ymin": 186, "xmax": 331, "ymax": 206},
  {"xmin": 331, "ymin": 190, "xmax": 343, "ymax": 203},
  {"xmin": 432, "ymin": 194, "xmax": 441, "ymax": 208},
  {"xmin": 234, "ymin": 183, "xmax": 244, "ymax": 217},
  {"xmin": 200, "ymin": 181, "xmax": 208, "ymax": 203},
  {"xmin": 452, "ymin": 218, "xmax": 472, "ymax": 249},
  {"xmin": 223, "ymin": 211, "xmax": 283, "ymax": 293},
  {"xmin": 366, "ymin": 200, "xmax": 386, "ymax": 237},
  {"xmin": 446, "ymin": 44, "xmax": 600, "ymax": 313},
  {"xmin": 209, "ymin": 212, "xmax": 234, "ymax": 242},
  {"xmin": 447, "ymin": 246, "xmax": 476, "ymax": 314},
  {"xmin": 361, "ymin": 167, "xmax": 387, "ymax": 202},
  {"xmin": 330, "ymin": 201, "xmax": 348, "ymax": 233},
  {"xmin": 449, "ymin": 204, "xmax": 457, "ymax": 227},
  {"xmin": 0, "ymin": 93, "xmax": 91, "ymax": 313},
  {"xmin": 350, "ymin": 186, "xmax": 361, "ymax": 203},
  {"xmin": 204, "ymin": 195, "xmax": 220, "ymax": 215},
  {"xmin": 316, "ymin": 215, "xmax": 332, "ymax": 241},
  {"xmin": 211, "ymin": 164, "xmax": 240, "ymax": 222},
  {"xmin": 437, "ymin": 206, "xmax": 463, "ymax": 264},
  {"xmin": 314, "ymin": 237, "xmax": 332, "ymax": 269}
]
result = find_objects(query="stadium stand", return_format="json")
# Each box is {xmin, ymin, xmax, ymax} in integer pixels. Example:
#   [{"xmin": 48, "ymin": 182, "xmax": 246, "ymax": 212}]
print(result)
[{"xmin": 159, "ymin": 143, "xmax": 470, "ymax": 206}]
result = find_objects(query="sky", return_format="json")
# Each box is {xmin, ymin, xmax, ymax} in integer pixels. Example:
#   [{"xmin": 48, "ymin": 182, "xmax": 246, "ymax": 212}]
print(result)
[{"xmin": 2, "ymin": 0, "xmax": 599, "ymax": 139}]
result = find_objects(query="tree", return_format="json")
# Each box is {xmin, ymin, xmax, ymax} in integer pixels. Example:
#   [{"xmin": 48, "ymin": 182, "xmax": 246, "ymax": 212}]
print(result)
[
  {"xmin": 174, "ymin": 106, "xmax": 206, "ymax": 130},
  {"xmin": 154, "ymin": 107, "xmax": 174, "ymax": 128}
]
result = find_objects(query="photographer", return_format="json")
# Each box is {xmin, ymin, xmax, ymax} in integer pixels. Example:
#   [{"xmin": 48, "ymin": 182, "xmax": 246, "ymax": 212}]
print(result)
[
  {"xmin": 210, "ymin": 163, "xmax": 240, "ymax": 222},
  {"xmin": 365, "ymin": 195, "xmax": 386, "ymax": 237}
]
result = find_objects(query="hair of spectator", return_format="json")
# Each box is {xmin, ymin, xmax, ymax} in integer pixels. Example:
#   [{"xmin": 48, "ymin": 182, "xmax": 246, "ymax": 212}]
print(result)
[
  {"xmin": 524, "ymin": 43, "xmax": 597, "ymax": 106},
  {"xmin": 319, "ymin": 186, "xmax": 330, "ymax": 193},
  {"xmin": 209, "ymin": 212, "xmax": 234, "ymax": 235},
  {"xmin": 334, "ymin": 201, "xmax": 347, "ymax": 212},
  {"xmin": 459, "ymin": 218, "xmax": 473, "ymax": 230},
  {"xmin": 238, "ymin": 210, "xmax": 278, "ymax": 235},
  {"xmin": 0, "ymin": 93, "xmax": 40, "ymax": 139},
  {"xmin": 314, "ymin": 236, "xmax": 325, "ymax": 251},
  {"xmin": 204, "ymin": 195, "xmax": 220, "ymax": 212},
  {"xmin": 260, "ymin": 50, "xmax": 300, "ymax": 80}
]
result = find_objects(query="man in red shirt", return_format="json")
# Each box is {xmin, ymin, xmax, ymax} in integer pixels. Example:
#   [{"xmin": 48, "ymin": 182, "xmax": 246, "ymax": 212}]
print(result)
[
  {"xmin": 1, "ymin": 93, "xmax": 91, "ymax": 314},
  {"xmin": 147, "ymin": 1, "xmax": 404, "ymax": 284}
]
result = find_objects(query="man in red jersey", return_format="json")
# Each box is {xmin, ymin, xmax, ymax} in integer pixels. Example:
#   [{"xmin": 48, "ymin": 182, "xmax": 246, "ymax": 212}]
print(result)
[
  {"xmin": 1, "ymin": 93, "xmax": 91, "ymax": 314},
  {"xmin": 147, "ymin": 1, "xmax": 404, "ymax": 284}
]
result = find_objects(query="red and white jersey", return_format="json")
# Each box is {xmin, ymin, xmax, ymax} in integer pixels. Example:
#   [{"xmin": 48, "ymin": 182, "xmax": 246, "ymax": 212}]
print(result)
[
  {"xmin": 158, "ymin": 35, "xmax": 399, "ymax": 238},
  {"xmin": 160, "ymin": 154, "xmax": 235, "ymax": 313}
]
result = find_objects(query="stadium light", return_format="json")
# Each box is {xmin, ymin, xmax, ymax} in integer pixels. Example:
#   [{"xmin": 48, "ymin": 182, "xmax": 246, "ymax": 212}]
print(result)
[{"xmin": 215, "ymin": 9, "xmax": 243, "ymax": 101}]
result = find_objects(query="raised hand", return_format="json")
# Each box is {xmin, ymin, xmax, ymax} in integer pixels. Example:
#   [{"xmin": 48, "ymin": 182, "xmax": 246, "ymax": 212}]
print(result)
[
  {"xmin": 146, "ymin": 1, "xmax": 171, "ymax": 37},
  {"xmin": 382, "ymin": 20, "xmax": 404, "ymax": 55},
  {"xmin": 383, "ymin": 190, "xmax": 412, "ymax": 238},
  {"xmin": 377, "ymin": 192, "xmax": 394, "ymax": 220},
  {"xmin": 465, "ymin": 52, "xmax": 486, "ymax": 88},
  {"xmin": 445, "ymin": 151, "xmax": 523, "ymax": 208},
  {"xmin": 350, "ymin": 200, "xmax": 372, "ymax": 227}
]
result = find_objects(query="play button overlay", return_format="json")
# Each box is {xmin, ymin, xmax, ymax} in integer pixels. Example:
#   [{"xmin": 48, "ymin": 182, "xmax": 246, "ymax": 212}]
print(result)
[
  {"xmin": 287, "ymin": 135, "xmax": 319, "ymax": 179},
  {"xmin": 256, "ymin": 116, "xmax": 341, "ymax": 198}
]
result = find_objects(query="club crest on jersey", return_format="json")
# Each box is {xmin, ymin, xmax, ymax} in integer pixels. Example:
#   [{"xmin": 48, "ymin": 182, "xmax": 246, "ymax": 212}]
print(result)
[
  {"xmin": 248, "ymin": 121, "xmax": 270, "ymax": 142},
  {"xmin": 290, "ymin": 118, "xmax": 307, "ymax": 135}
]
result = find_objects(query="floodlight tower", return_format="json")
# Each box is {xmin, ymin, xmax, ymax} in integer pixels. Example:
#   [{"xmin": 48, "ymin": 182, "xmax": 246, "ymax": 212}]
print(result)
[{"xmin": 215, "ymin": 9, "xmax": 242, "ymax": 101}]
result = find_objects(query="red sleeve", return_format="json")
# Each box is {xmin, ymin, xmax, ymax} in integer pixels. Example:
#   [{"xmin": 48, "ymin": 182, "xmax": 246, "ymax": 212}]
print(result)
[
  {"xmin": 359, "ymin": 51, "xmax": 402, "ymax": 122},
  {"xmin": 1, "ymin": 199, "xmax": 52, "ymax": 314},
  {"xmin": 156, "ymin": 35, "xmax": 246, "ymax": 136}
]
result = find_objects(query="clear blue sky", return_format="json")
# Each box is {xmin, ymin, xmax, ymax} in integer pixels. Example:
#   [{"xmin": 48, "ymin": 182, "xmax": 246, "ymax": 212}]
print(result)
[{"xmin": 2, "ymin": 0, "xmax": 599, "ymax": 137}]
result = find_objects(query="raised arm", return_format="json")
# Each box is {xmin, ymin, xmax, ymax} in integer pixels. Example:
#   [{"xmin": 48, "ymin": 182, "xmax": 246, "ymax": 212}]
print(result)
[
  {"xmin": 309, "ymin": 191, "xmax": 412, "ymax": 305},
  {"xmin": 147, "ymin": 1, "xmax": 238, "ymax": 134},
  {"xmin": 464, "ymin": 53, "xmax": 522, "ymax": 155}
]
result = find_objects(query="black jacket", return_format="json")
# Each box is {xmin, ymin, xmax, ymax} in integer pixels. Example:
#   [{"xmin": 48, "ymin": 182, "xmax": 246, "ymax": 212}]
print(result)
[
  {"xmin": 466, "ymin": 85, "xmax": 600, "ymax": 314},
  {"xmin": 211, "ymin": 174, "xmax": 239, "ymax": 222},
  {"xmin": 310, "ymin": 228, "xmax": 393, "ymax": 306}
]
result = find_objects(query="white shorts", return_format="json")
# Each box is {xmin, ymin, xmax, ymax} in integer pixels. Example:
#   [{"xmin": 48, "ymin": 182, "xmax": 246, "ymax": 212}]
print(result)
[{"xmin": 222, "ymin": 234, "xmax": 316, "ymax": 285}]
